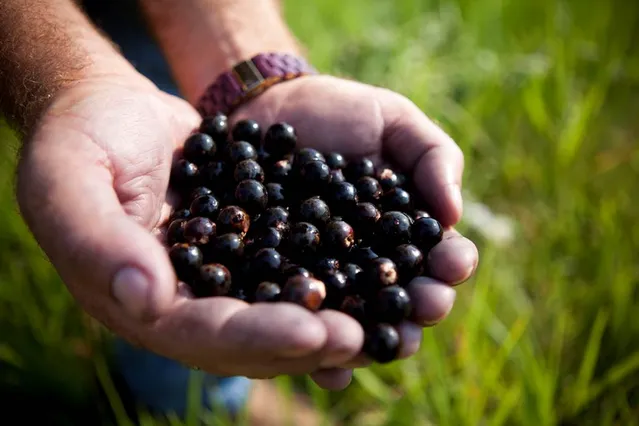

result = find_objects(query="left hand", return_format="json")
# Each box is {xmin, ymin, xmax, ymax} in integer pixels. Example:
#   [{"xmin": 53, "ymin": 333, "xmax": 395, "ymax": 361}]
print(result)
[{"xmin": 231, "ymin": 75, "xmax": 479, "ymax": 389}]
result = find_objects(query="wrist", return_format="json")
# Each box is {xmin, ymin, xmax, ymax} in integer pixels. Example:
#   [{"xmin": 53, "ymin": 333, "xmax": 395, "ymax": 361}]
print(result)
[{"xmin": 140, "ymin": 0, "xmax": 304, "ymax": 104}]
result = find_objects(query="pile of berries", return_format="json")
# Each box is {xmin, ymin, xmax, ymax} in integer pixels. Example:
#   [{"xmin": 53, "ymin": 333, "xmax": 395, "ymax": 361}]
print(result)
[{"xmin": 166, "ymin": 114, "xmax": 444, "ymax": 364}]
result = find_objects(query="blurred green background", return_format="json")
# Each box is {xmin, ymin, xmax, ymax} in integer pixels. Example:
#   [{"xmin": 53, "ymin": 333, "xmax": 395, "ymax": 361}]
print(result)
[{"xmin": 1, "ymin": 0, "xmax": 638, "ymax": 424}]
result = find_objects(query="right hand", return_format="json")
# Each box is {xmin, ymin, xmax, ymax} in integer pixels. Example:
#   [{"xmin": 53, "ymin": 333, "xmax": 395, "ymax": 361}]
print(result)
[{"xmin": 15, "ymin": 70, "xmax": 365, "ymax": 384}]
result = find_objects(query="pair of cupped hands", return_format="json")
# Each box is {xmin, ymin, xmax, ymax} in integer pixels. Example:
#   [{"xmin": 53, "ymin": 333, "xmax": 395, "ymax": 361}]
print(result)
[{"xmin": 16, "ymin": 67, "xmax": 478, "ymax": 390}]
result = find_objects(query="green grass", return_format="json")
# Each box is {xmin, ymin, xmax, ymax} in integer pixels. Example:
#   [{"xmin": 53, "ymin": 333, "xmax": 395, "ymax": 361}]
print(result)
[{"xmin": 1, "ymin": 0, "xmax": 639, "ymax": 424}]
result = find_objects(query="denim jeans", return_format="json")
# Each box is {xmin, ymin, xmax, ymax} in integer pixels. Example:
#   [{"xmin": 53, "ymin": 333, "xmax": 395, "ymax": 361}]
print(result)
[{"xmin": 82, "ymin": 0, "xmax": 253, "ymax": 418}]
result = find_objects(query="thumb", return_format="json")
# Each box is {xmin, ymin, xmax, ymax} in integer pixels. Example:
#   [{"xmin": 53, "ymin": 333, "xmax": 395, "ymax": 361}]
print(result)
[{"xmin": 17, "ymin": 128, "xmax": 178, "ymax": 332}]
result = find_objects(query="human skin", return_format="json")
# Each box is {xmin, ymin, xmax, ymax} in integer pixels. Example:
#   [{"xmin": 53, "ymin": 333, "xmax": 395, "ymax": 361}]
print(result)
[{"xmin": 2, "ymin": 0, "xmax": 478, "ymax": 391}]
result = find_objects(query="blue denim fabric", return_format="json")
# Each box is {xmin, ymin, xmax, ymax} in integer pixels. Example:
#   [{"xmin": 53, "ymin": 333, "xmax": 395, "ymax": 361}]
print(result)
[{"xmin": 82, "ymin": 0, "xmax": 253, "ymax": 418}]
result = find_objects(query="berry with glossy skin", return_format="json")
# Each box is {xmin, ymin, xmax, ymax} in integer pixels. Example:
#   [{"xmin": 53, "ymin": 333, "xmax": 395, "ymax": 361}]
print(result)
[
  {"xmin": 413, "ymin": 210, "xmax": 430, "ymax": 220},
  {"xmin": 199, "ymin": 161, "xmax": 230, "ymax": 188},
  {"xmin": 364, "ymin": 257, "xmax": 399, "ymax": 289},
  {"xmin": 348, "ymin": 246, "xmax": 379, "ymax": 268},
  {"xmin": 363, "ymin": 324, "xmax": 401, "ymax": 364},
  {"xmin": 391, "ymin": 244, "xmax": 424, "ymax": 284},
  {"xmin": 344, "ymin": 158, "xmax": 375, "ymax": 181},
  {"xmin": 320, "ymin": 270, "xmax": 349, "ymax": 309},
  {"xmin": 183, "ymin": 217, "xmax": 216, "ymax": 245},
  {"xmin": 382, "ymin": 187, "xmax": 412, "ymax": 212},
  {"xmin": 377, "ymin": 167, "xmax": 400, "ymax": 192},
  {"xmin": 288, "ymin": 222, "xmax": 321, "ymax": 256},
  {"xmin": 342, "ymin": 263, "xmax": 363, "ymax": 289},
  {"xmin": 216, "ymin": 206, "xmax": 250, "ymax": 235},
  {"xmin": 299, "ymin": 160, "xmax": 331, "ymax": 193},
  {"xmin": 411, "ymin": 217, "xmax": 444, "ymax": 253},
  {"xmin": 169, "ymin": 243, "xmax": 203, "ymax": 282},
  {"xmin": 234, "ymin": 180, "xmax": 268, "ymax": 214},
  {"xmin": 350, "ymin": 202, "xmax": 381, "ymax": 238},
  {"xmin": 355, "ymin": 176, "xmax": 383, "ymax": 204},
  {"xmin": 323, "ymin": 220, "xmax": 355, "ymax": 253},
  {"xmin": 183, "ymin": 133, "xmax": 216, "ymax": 165},
  {"xmin": 190, "ymin": 186, "xmax": 213, "ymax": 202},
  {"xmin": 313, "ymin": 257, "xmax": 340, "ymax": 276},
  {"xmin": 325, "ymin": 181, "xmax": 358, "ymax": 215},
  {"xmin": 267, "ymin": 159, "xmax": 292, "ymax": 184},
  {"xmin": 171, "ymin": 159, "xmax": 199, "ymax": 187},
  {"xmin": 167, "ymin": 219, "xmax": 186, "ymax": 245},
  {"xmin": 232, "ymin": 119, "xmax": 261, "ymax": 147},
  {"xmin": 264, "ymin": 122, "xmax": 297, "ymax": 157},
  {"xmin": 325, "ymin": 152, "xmax": 347, "ymax": 170},
  {"xmin": 293, "ymin": 148, "xmax": 325, "ymax": 167},
  {"xmin": 280, "ymin": 276, "xmax": 326, "ymax": 312},
  {"xmin": 254, "ymin": 282, "xmax": 281, "ymax": 303},
  {"xmin": 170, "ymin": 208, "xmax": 191, "ymax": 222},
  {"xmin": 226, "ymin": 141, "xmax": 258, "ymax": 164},
  {"xmin": 199, "ymin": 114, "xmax": 228, "ymax": 144},
  {"xmin": 208, "ymin": 233, "xmax": 244, "ymax": 266},
  {"xmin": 193, "ymin": 264, "xmax": 232, "ymax": 297},
  {"xmin": 339, "ymin": 295, "xmax": 370, "ymax": 326},
  {"xmin": 257, "ymin": 207, "xmax": 289, "ymax": 233},
  {"xmin": 246, "ymin": 227, "xmax": 282, "ymax": 252},
  {"xmin": 190, "ymin": 194, "xmax": 220, "ymax": 220},
  {"xmin": 373, "ymin": 286, "xmax": 412, "ymax": 324},
  {"xmin": 234, "ymin": 159, "xmax": 264, "ymax": 182},
  {"xmin": 297, "ymin": 198, "xmax": 331, "ymax": 228},
  {"xmin": 282, "ymin": 264, "xmax": 312, "ymax": 280},
  {"xmin": 251, "ymin": 248, "xmax": 282, "ymax": 282},
  {"xmin": 266, "ymin": 183, "xmax": 286, "ymax": 207},
  {"xmin": 378, "ymin": 211, "xmax": 412, "ymax": 246},
  {"xmin": 329, "ymin": 169, "xmax": 346, "ymax": 184}
]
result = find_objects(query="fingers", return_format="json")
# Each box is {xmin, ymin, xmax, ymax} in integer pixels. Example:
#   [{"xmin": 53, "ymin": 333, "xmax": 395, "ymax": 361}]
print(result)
[
  {"xmin": 17, "ymin": 130, "xmax": 179, "ymax": 330},
  {"xmin": 427, "ymin": 230, "xmax": 479, "ymax": 285},
  {"xmin": 405, "ymin": 278, "xmax": 456, "ymax": 326},
  {"xmin": 380, "ymin": 91, "xmax": 465, "ymax": 227},
  {"xmin": 310, "ymin": 368, "xmax": 353, "ymax": 390},
  {"xmin": 315, "ymin": 310, "xmax": 365, "ymax": 368}
]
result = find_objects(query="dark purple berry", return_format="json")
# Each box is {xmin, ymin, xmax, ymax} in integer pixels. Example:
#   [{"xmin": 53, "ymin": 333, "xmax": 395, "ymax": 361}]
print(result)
[
  {"xmin": 183, "ymin": 133, "xmax": 216, "ymax": 164},
  {"xmin": 190, "ymin": 186, "xmax": 212, "ymax": 202},
  {"xmin": 171, "ymin": 159, "xmax": 199, "ymax": 187},
  {"xmin": 227, "ymin": 141, "xmax": 258, "ymax": 164},
  {"xmin": 377, "ymin": 167, "xmax": 400, "ymax": 192},
  {"xmin": 280, "ymin": 276, "xmax": 326, "ymax": 312},
  {"xmin": 325, "ymin": 152, "xmax": 347, "ymax": 170},
  {"xmin": 208, "ymin": 233, "xmax": 244, "ymax": 266},
  {"xmin": 193, "ymin": 264, "xmax": 232, "ymax": 297},
  {"xmin": 313, "ymin": 257, "xmax": 340, "ymax": 276},
  {"xmin": 320, "ymin": 270, "xmax": 349, "ymax": 309},
  {"xmin": 355, "ymin": 176, "xmax": 383, "ymax": 203},
  {"xmin": 340, "ymin": 295, "xmax": 369, "ymax": 326},
  {"xmin": 200, "ymin": 161, "xmax": 229, "ymax": 188},
  {"xmin": 288, "ymin": 222, "xmax": 321, "ymax": 256},
  {"xmin": 257, "ymin": 207, "xmax": 289, "ymax": 233},
  {"xmin": 344, "ymin": 158, "xmax": 375, "ymax": 181},
  {"xmin": 199, "ymin": 114, "xmax": 228, "ymax": 144},
  {"xmin": 348, "ymin": 246, "xmax": 379, "ymax": 268},
  {"xmin": 234, "ymin": 179, "xmax": 268, "ymax": 214},
  {"xmin": 329, "ymin": 169, "xmax": 346, "ymax": 183},
  {"xmin": 378, "ymin": 211, "xmax": 412, "ymax": 246},
  {"xmin": 364, "ymin": 257, "xmax": 399, "ymax": 289},
  {"xmin": 246, "ymin": 227, "xmax": 282, "ymax": 251},
  {"xmin": 268, "ymin": 159, "xmax": 292, "ymax": 184},
  {"xmin": 363, "ymin": 324, "xmax": 400, "ymax": 364},
  {"xmin": 167, "ymin": 219, "xmax": 187, "ymax": 245},
  {"xmin": 323, "ymin": 220, "xmax": 355, "ymax": 253},
  {"xmin": 190, "ymin": 195, "xmax": 220, "ymax": 220},
  {"xmin": 216, "ymin": 206, "xmax": 250, "ymax": 235},
  {"xmin": 282, "ymin": 264, "xmax": 312, "ymax": 280},
  {"xmin": 264, "ymin": 122, "xmax": 297, "ymax": 157},
  {"xmin": 299, "ymin": 160, "xmax": 331, "ymax": 192},
  {"xmin": 265, "ymin": 183, "xmax": 286, "ymax": 207},
  {"xmin": 342, "ymin": 263, "xmax": 363, "ymax": 288},
  {"xmin": 169, "ymin": 243, "xmax": 203, "ymax": 282},
  {"xmin": 411, "ymin": 217, "xmax": 444, "ymax": 253},
  {"xmin": 413, "ymin": 210, "xmax": 430, "ymax": 220},
  {"xmin": 232, "ymin": 119, "xmax": 261, "ymax": 147},
  {"xmin": 325, "ymin": 181, "xmax": 358, "ymax": 215},
  {"xmin": 373, "ymin": 286, "xmax": 412, "ymax": 324},
  {"xmin": 183, "ymin": 217, "xmax": 216, "ymax": 245},
  {"xmin": 293, "ymin": 148, "xmax": 325, "ymax": 167},
  {"xmin": 170, "ymin": 208, "xmax": 191, "ymax": 221},
  {"xmin": 254, "ymin": 282, "xmax": 281, "ymax": 302},
  {"xmin": 234, "ymin": 159, "xmax": 264, "ymax": 182},
  {"xmin": 391, "ymin": 244, "xmax": 424, "ymax": 284},
  {"xmin": 382, "ymin": 187, "xmax": 412, "ymax": 212},
  {"xmin": 297, "ymin": 198, "xmax": 331, "ymax": 228},
  {"xmin": 251, "ymin": 248, "xmax": 282, "ymax": 282},
  {"xmin": 350, "ymin": 202, "xmax": 381, "ymax": 238}
]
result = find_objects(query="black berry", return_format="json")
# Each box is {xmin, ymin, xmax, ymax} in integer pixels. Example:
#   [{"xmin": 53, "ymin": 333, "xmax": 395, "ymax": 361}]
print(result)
[
  {"xmin": 280, "ymin": 276, "xmax": 326, "ymax": 312},
  {"xmin": 208, "ymin": 233, "xmax": 244, "ymax": 266},
  {"xmin": 373, "ymin": 286, "xmax": 412, "ymax": 324},
  {"xmin": 355, "ymin": 176, "xmax": 383, "ymax": 204},
  {"xmin": 391, "ymin": 244, "xmax": 424, "ymax": 284},
  {"xmin": 199, "ymin": 114, "xmax": 228, "ymax": 144},
  {"xmin": 216, "ymin": 205, "xmax": 250, "ymax": 235},
  {"xmin": 364, "ymin": 257, "xmax": 398, "ymax": 289},
  {"xmin": 251, "ymin": 248, "xmax": 282, "ymax": 282},
  {"xmin": 297, "ymin": 197, "xmax": 331, "ymax": 228},
  {"xmin": 350, "ymin": 202, "xmax": 381, "ymax": 238},
  {"xmin": 170, "ymin": 208, "xmax": 191, "ymax": 222},
  {"xmin": 246, "ymin": 227, "xmax": 282, "ymax": 252},
  {"xmin": 325, "ymin": 181, "xmax": 358, "ymax": 215},
  {"xmin": 167, "ymin": 219, "xmax": 187, "ymax": 245},
  {"xmin": 382, "ymin": 187, "xmax": 412, "ymax": 212},
  {"xmin": 190, "ymin": 186, "xmax": 213, "ymax": 202},
  {"xmin": 234, "ymin": 180, "xmax": 268, "ymax": 214},
  {"xmin": 171, "ymin": 159, "xmax": 199, "ymax": 187},
  {"xmin": 183, "ymin": 217, "xmax": 216, "ymax": 245},
  {"xmin": 413, "ymin": 210, "xmax": 430, "ymax": 220},
  {"xmin": 378, "ymin": 211, "xmax": 412, "ymax": 246},
  {"xmin": 363, "ymin": 323, "xmax": 401, "ymax": 364},
  {"xmin": 323, "ymin": 220, "xmax": 355, "ymax": 253},
  {"xmin": 200, "ymin": 161, "xmax": 229, "ymax": 188},
  {"xmin": 183, "ymin": 133, "xmax": 216, "ymax": 165},
  {"xmin": 190, "ymin": 195, "xmax": 220, "ymax": 220},
  {"xmin": 254, "ymin": 282, "xmax": 281, "ymax": 302},
  {"xmin": 232, "ymin": 119, "xmax": 261, "ymax": 147},
  {"xmin": 234, "ymin": 159, "xmax": 264, "ymax": 182},
  {"xmin": 169, "ymin": 243, "xmax": 203, "ymax": 282},
  {"xmin": 325, "ymin": 152, "xmax": 347, "ymax": 170},
  {"xmin": 348, "ymin": 246, "xmax": 379, "ymax": 269},
  {"xmin": 266, "ymin": 183, "xmax": 287, "ymax": 207},
  {"xmin": 264, "ymin": 122, "xmax": 297, "ymax": 157},
  {"xmin": 329, "ymin": 169, "xmax": 346, "ymax": 184},
  {"xmin": 345, "ymin": 158, "xmax": 375, "ymax": 181},
  {"xmin": 340, "ymin": 295, "xmax": 369, "ymax": 326},
  {"xmin": 411, "ymin": 217, "xmax": 444, "ymax": 253},
  {"xmin": 377, "ymin": 167, "xmax": 400, "ymax": 192},
  {"xmin": 227, "ymin": 141, "xmax": 258, "ymax": 164},
  {"xmin": 320, "ymin": 270, "xmax": 349, "ymax": 309},
  {"xmin": 299, "ymin": 160, "xmax": 331, "ymax": 193},
  {"xmin": 193, "ymin": 264, "xmax": 232, "ymax": 297},
  {"xmin": 257, "ymin": 207, "xmax": 289, "ymax": 233},
  {"xmin": 288, "ymin": 222, "xmax": 321, "ymax": 256},
  {"xmin": 267, "ymin": 159, "xmax": 292, "ymax": 184},
  {"xmin": 294, "ymin": 148, "xmax": 325, "ymax": 167}
]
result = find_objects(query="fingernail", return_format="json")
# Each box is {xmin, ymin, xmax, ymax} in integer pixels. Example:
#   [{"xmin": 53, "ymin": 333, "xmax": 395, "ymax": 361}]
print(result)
[
  {"xmin": 423, "ymin": 287, "xmax": 456, "ymax": 326},
  {"xmin": 111, "ymin": 267, "xmax": 150, "ymax": 319},
  {"xmin": 448, "ymin": 184, "xmax": 463, "ymax": 214}
]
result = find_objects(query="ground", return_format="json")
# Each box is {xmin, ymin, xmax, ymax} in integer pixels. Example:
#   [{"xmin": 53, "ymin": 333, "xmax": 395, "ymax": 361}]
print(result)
[{"xmin": 1, "ymin": 0, "xmax": 638, "ymax": 425}]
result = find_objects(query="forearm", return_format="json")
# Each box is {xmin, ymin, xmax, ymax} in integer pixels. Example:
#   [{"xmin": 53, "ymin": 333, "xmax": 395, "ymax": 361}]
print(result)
[
  {"xmin": 140, "ymin": 0, "xmax": 302, "ymax": 104},
  {"xmin": 0, "ymin": 0, "xmax": 135, "ymax": 136}
]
